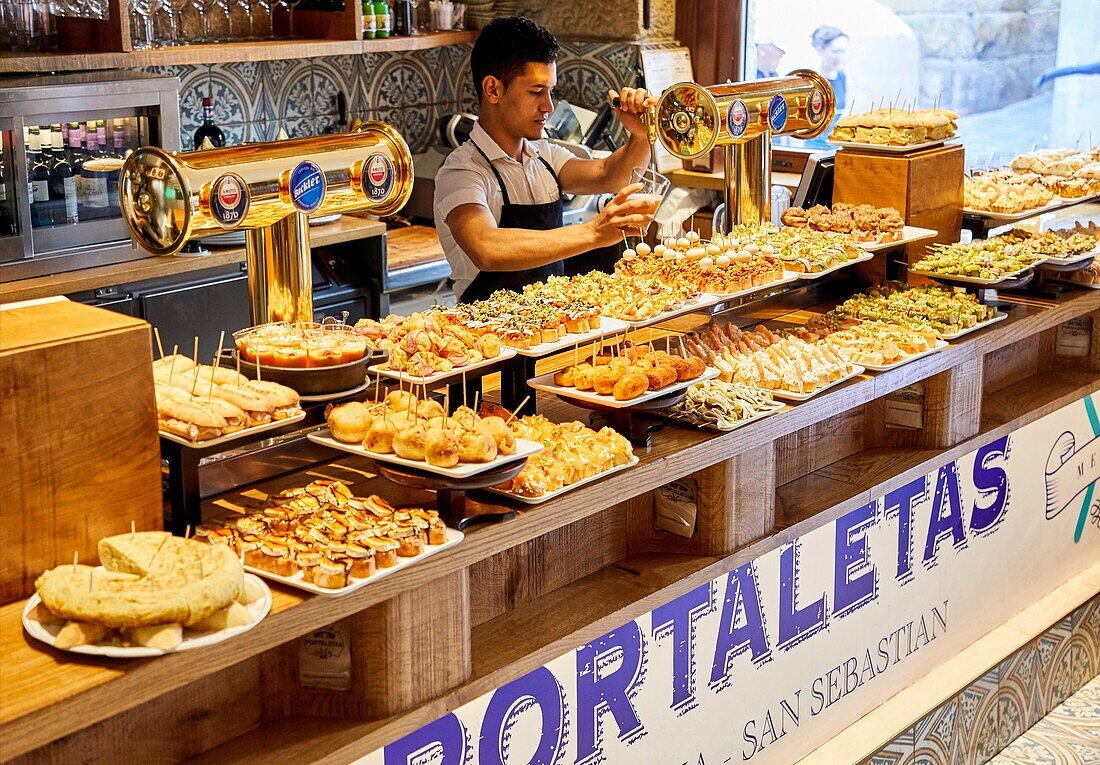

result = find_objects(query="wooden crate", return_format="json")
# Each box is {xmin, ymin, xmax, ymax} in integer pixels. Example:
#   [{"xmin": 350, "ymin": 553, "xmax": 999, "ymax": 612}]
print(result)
[
  {"xmin": 0, "ymin": 301, "xmax": 162, "ymax": 604},
  {"xmin": 832, "ymin": 144, "xmax": 964, "ymax": 273}
]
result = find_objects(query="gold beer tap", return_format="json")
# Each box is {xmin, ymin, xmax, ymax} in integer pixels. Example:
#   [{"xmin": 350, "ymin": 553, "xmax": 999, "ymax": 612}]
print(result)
[
  {"xmin": 118, "ymin": 123, "xmax": 414, "ymax": 324},
  {"xmin": 652, "ymin": 71, "xmax": 836, "ymax": 229}
]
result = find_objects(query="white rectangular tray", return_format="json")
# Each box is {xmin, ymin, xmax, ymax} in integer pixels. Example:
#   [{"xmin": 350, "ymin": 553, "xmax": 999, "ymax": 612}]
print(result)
[
  {"xmin": 307, "ymin": 428, "xmax": 543, "ymax": 479},
  {"xmin": 369, "ymin": 347, "xmax": 517, "ymax": 385},
  {"xmin": 527, "ymin": 366, "xmax": 720, "ymax": 409},
  {"xmin": 962, "ymin": 199, "xmax": 1062, "ymax": 222},
  {"xmin": 515, "ymin": 317, "xmax": 632, "ymax": 358},
  {"xmin": 843, "ymin": 339, "xmax": 949, "ymax": 372},
  {"xmin": 483, "ymin": 454, "xmax": 640, "ymax": 505},
  {"xmin": 758, "ymin": 365, "xmax": 866, "ymax": 402},
  {"xmin": 621, "ymin": 294, "xmax": 723, "ymax": 330},
  {"xmin": 662, "ymin": 400, "xmax": 786, "ymax": 433},
  {"xmin": 159, "ymin": 411, "xmax": 306, "ymax": 448},
  {"xmin": 23, "ymin": 573, "xmax": 272, "ymax": 657},
  {"xmin": 1037, "ymin": 246, "xmax": 1098, "ymax": 266},
  {"xmin": 240, "ymin": 528, "xmax": 463, "ymax": 596},
  {"xmin": 909, "ymin": 267, "xmax": 1035, "ymax": 287},
  {"xmin": 792, "ymin": 251, "xmax": 876, "ymax": 280},
  {"xmin": 827, "ymin": 136, "xmax": 956, "ymax": 154},
  {"xmin": 705, "ymin": 270, "xmax": 801, "ymax": 300},
  {"xmin": 937, "ymin": 312, "xmax": 1009, "ymax": 340},
  {"xmin": 858, "ymin": 226, "xmax": 939, "ymax": 253}
]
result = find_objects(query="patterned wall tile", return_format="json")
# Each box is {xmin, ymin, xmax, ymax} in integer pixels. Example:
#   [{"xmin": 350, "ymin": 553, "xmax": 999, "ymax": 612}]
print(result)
[
  {"xmin": 266, "ymin": 58, "xmax": 314, "ymax": 125},
  {"xmin": 411, "ymin": 47, "xmax": 453, "ymax": 104},
  {"xmin": 1069, "ymin": 596, "xmax": 1099, "ymax": 689},
  {"xmin": 997, "ymin": 645, "xmax": 1034, "ymax": 751},
  {"xmin": 371, "ymin": 105, "xmax": 434, "ymax": 154},
  {"xmin": 313, "ymin": 56, "xmax": 362, "ymax": 118},
  {"xmin": 956, "ymin": 666, "xmax": 1000, "ymax": 765},
  {"xmin": 1035, "ymin": 615, "xmax": 1076, "ymax": 716},
  {"xmin": 218, "ymin": 122, "xmax": 248, "ymax": 147},
  {"xmin": 368, "ymin": 56, "xmax": 435, "ymax": 116},
  {"xmin": 910, "ymin": 696, "xmax": 958, "ymax": 765},
  {"xmin": 211, "ymin": 61, "xmax": 269, "ymax": 123}
]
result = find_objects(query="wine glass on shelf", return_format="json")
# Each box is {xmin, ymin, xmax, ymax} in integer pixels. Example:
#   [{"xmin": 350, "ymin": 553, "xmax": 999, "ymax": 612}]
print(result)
[
  {"xmin": 229, "ymin": 0, "xmax": 255, "ymax": 40},
  {"xmin": 275, "ymin": 0, "xmax": 301, "ymax": 37},
  {"xmin": 129, "ymin": 0, "xmax": 155, "ymax": 49},
  {"xmin": 251, "ymin": 0, "xmax": 274, "ymax": 38}
]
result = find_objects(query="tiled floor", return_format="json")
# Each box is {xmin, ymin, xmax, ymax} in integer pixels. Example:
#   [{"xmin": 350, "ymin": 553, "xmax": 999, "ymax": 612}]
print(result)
[{"xmin": 987, "ymin": 675, "xmax": 1100, "ymax": 764}]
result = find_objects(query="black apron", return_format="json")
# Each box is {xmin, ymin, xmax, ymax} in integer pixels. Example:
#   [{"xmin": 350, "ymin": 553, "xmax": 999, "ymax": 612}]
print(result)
[{"xmin": 459, "ymin": 142, "xmax": 565, "ymax": 303}]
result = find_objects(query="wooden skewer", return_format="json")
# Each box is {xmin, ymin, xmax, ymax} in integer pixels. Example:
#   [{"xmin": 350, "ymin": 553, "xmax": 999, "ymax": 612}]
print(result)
[
  {"xmin": 168, "ymin": 344, "xmax": 180, "ymax": 381},
  {"xmin": 153, "ymin": 327, "xmax": 165, "ymax": 359},
  {"xmin": 185, "ymin": 524, "xmax": 191, "ymax": 539},
  {"xmin": 236, "ymin": 353, "xmax": 242, "ymax": 388},
  {"xmin": 131, "ymin": 520, "xmax": 136, "ymax": 536},
  {"xmin": 208, "ymin": 333, "xmax": 224, "ymax": 400},
  {"xmin": 473, "ymin": 390, "xmax": 480, "ymax": 415},
  {"xmin": 190, "ymin": 337, "xmax": 201, "ymax": 396},
  {"xmin": 505, "ymin": 395, "xmax": 530, "ymax": 424},
  {"xmin": 462, "ymin": 369, "xmax": 467, "ymax": 409},
  {"xmin": 255, "ymin": 352, "xmax": 262, "ymax": 382},
  {"xmin": 72, "ymin": 551, "xmax": 78, "ymax": 568}
]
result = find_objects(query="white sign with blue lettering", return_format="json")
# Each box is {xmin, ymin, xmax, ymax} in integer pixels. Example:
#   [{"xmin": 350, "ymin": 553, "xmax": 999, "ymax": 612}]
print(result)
[{"xmin": 362, "ymin": 393, "xmax": 1100, "ymax": 765}]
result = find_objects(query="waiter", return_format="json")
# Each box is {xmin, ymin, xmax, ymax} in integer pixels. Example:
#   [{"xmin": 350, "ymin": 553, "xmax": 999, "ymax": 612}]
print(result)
[{"xmin": 434, "ymin": 16, "xmax": 660, "ymax": 303}]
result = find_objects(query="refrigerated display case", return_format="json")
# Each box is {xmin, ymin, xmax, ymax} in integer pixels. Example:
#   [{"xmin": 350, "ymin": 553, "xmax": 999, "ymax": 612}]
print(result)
[{"xmin": 0, "ymin": 71, "xmax": 180, "ymax": 281}]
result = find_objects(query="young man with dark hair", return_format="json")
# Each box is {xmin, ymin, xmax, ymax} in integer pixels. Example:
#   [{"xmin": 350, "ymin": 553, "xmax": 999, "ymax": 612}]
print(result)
[{"xmin": 434, "ymin": 16, "xmax": 659, "ymax": 302}]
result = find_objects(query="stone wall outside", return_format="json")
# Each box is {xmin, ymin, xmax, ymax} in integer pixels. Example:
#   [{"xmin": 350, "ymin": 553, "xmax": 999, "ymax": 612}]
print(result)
[{"xmin": 878, "ymin": 0, "xmax": 1061, "ymax": 115}]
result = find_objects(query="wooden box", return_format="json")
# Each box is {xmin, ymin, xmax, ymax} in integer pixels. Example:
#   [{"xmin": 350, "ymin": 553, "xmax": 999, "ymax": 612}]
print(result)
[
  {"xmin": 0, "ymin": 301, "xmax": 162, "ymax": 604},
  {"xmin": 833, "ymin": 144, "xmax": 964, "ymax": 275}
]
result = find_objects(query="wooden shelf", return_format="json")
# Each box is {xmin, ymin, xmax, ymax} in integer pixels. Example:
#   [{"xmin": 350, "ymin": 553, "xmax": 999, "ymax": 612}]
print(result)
[
  {"xmin": 1, "ymin": 289, "xmax": 1097, "ymax": 762},
  {"xmin": 0, "ymin": 31, "xmax": 478, "ymax": 74}
]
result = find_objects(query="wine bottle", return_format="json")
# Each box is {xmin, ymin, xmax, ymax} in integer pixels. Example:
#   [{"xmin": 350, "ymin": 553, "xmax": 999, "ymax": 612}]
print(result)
[
  {"xmin": 193, "ymin": 97, "xmax": 226, "ymax": 150},
  {"xmin": 49, "ymin": 127, "xmax": 79, "ymax": 225},
  {"xmin": 28, "ymin": 128, "xmax": 53, "ymax": 229}
]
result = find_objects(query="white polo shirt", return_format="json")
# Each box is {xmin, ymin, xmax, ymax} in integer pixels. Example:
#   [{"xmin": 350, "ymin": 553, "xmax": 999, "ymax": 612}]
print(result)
[{"xmin": 433, "ymin": 122, "xmax": 576, "ymax": 300}]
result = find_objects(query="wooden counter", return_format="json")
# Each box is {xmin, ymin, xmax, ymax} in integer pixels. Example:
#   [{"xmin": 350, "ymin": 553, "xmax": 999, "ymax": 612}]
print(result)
[
  {"xmin": 1, "ymin": 285, "xmax": 1097, "ymax": 763},
  {"xmin": 0, "ymin": 216, "xmax": 387, "ymax": 305}
]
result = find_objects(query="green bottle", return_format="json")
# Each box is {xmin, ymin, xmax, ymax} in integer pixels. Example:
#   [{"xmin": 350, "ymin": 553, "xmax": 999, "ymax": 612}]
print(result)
[
  {"xmin": 374, "ymin": 0, "xmax": 390, "ymax": 38},
  {"xmin": 363, "ymin": 0, "xmax": 376, "ymax": 38}
]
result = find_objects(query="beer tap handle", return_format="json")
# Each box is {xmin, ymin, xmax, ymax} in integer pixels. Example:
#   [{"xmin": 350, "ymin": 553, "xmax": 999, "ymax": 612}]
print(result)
[{"xmin": 610, "ymin": 94, "xmax": 659, "ymax": 170}]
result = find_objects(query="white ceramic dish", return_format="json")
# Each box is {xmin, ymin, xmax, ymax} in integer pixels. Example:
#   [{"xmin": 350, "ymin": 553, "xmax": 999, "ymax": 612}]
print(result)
[
  {"xmin": 909, "ymin": 267, "xmax": 1035, "ymax": 287},
  {"xmin": 827, "ymin": 136, "xmax": 956, "ymax": 154},
  {"xmin": 961, "ymin": 199, "xmax": 1062, "ymax": 222},
  {"xmin": 483, "ymin": 455, "xmax": 640, "ymax": 505},
  {"xmin": 936, "ymin": 312, "xmax": 1009, "ymax": 340},
  {"xmin": 159, "ymin": 411, "xmax": 306, "ymax": 448},
  {"xmin": 369, "ymin": 347, "xmax": 517, "ymax": 385},
  {"xmin": 842, "ymin": 339, "xmax": 949, "ymax": 372},
  {"xmin": 308, "ymin": 429, "xmax": 543, "ymax": 479},
  {"xmin": 527, "ymin": 366, "xmax": 720, "ymax": 409},
  {"xmin": 661, "ymin": 400, "xmax": 786, "ymax": 433},
  {"xmin": 620, "ymin": 295, "xmax": 722, "ymax": 330},
  {"xmin": 1036, "ymin": 246, "xmax": 1098, "ymax": 267},
  {"xmin": 515, "ymin": 317, "xmax": 632, "ymax": 358},
  {"xmin": 758, "ymin": 365, "xmax": 866, "ymax": 402},
  {"xmin": 239, "ymin": 529, "xmax": 463, "ymax": 596},
  {"xmin": 705, "ymin": 271, "xmax": 801, "ymax": 300},
  {"xmin": 22, "ymin": 573, "xmax": 271, "ymax": 658},
  {"xmin": 857, "ymin": 226, "xmax": 938, "ymax": 253},
  {"xmin": 792, "ymin": 251, "xmax": 876, "ymax": 280}
]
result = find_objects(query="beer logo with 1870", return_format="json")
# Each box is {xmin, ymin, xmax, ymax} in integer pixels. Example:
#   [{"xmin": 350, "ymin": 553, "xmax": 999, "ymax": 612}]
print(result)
[
  {"xmin": 726, "ymin": 99, "xmax": 749, "ymax": 139},
  {"xmin": 363, "ymin": 154, "xmax": 395, "ymax": 202},
  {"xmin": 289, "ymin": 160, "xmax": 326, "ymax": 214},
  {"xmin": 808, "ymin": 89, "xmax": 826, "ymax": 123},
  {"xmin": 210, "ymin": 173, "xmax": 249, "ymax": 229}
]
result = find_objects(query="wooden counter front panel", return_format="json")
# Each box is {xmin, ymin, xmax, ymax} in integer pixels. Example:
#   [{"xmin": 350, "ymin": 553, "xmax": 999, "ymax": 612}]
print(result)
[{"xmin": 0, "ymin": 302, "xmax": 162, "ymax": 603}]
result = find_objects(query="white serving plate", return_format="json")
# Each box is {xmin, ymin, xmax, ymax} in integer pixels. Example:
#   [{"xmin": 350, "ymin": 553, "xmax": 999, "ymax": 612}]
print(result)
[
  {"xmin": 908, "ymin": 267, "xmax": 1035, "ymax": 287},
  {"xmin": 515, "ymin": 317, "xmax": 632, "ymax": 358},
  {"xmin": 961, "ymin": 199, "xmax": 1063, "ymax": 222},
  {"xmin": 792, "ymin": 251, "xmax": 876, "ymax": 280},
  {"xmin": 527, "ymin": 366, "xmax": 720, "ymax": 410},
  {"xmin": 307, "ymin": 428, "xmax": 543, "ymax": 479},
  {"xmin": 662, "ymin": 400, "xmax": 786, "ymax": 433},
  {"xmin": 758, "ymin": 365, "xmax": 866, "ymax": 402},
  {"xmin": 22, "ymin": 573, "xmax": 271, "ymax": 658},
  {"xmin": 841, "ymin": 339, "xmax": 949, "ymax": 372},
  {"xmin": 240, "ymin": 529, "xmax": 463, "ymax": 596},
  {"xmin": 483, "ymin": 454, "xmax": 640, "ymax": 505},
  {"xmin": 857, "ymin": 226, "xmax": 939, "ymax": 253},
  {"xmin": 159, "ymin": 410, "xmax": 306, "ymax": 448},
  {"xmin": 705, "ymin": 271, "xmax": 801, "ymax": 300},
  {"xmin": 620, "ymin": 294, "xmax": 723, "ymax": 330},
  {"xmin": 936, "ymin": 312, "xmax": 1009, "ymax": 340},
  {"xmin": 309, "ymin": 213, "xmax": 341, "ymax": 226},
  {"xmin": 1037, "ymin": 246, "xmax": 1098, "ymax": 267},
  {"xmin": 369, "ymin": 347, "xmax": 517, "ymax": 385},
  {"xmin": 827, "ymin": 135, "xmax": 957, "ymax": 154}
]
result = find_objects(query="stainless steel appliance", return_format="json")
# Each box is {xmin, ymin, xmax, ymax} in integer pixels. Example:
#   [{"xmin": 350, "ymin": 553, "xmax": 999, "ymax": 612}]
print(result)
[{"xmin": 0, "ymin": 71, "xmax": 181, "ymax": 281}]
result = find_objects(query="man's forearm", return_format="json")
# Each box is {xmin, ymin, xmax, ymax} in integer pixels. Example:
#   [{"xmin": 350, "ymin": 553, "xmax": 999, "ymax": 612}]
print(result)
[
  {"xmin": 602, "ymin": 133, "xmax": 653, "ymax": 189},
  {"xmin": 466, "ymin": 223, "xmax": 600, "ymax": 272}
]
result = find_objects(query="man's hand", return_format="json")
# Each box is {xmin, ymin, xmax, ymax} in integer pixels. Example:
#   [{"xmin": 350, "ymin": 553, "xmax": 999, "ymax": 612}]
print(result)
[
  {"xmin": 587, "ymin": 182, "xmax": 660, "ymax": 247},
  {"xmin": 609, "ymin": 87, "xmax": 657, "ymax": 140}
]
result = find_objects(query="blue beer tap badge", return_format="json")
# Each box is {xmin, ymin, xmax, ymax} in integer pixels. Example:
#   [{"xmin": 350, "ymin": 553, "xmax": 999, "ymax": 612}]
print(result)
[
  {"xmin": 209, "ymin": 173, "xmax": 250, "ymax": 229},
  {"xmin": 726, "ymin": 99, "xmax": 749, "ymax": 139},
  {"xmin": 768, "ymin": 94, "xmax": 789, "ymax": 132},
  {"xmin": 362, "ymin": 153, "xmax": 395, "ymax": 202},
  {"xmin": 289, "ymin": 160, "xmax": 326, "ymax": 214}
]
